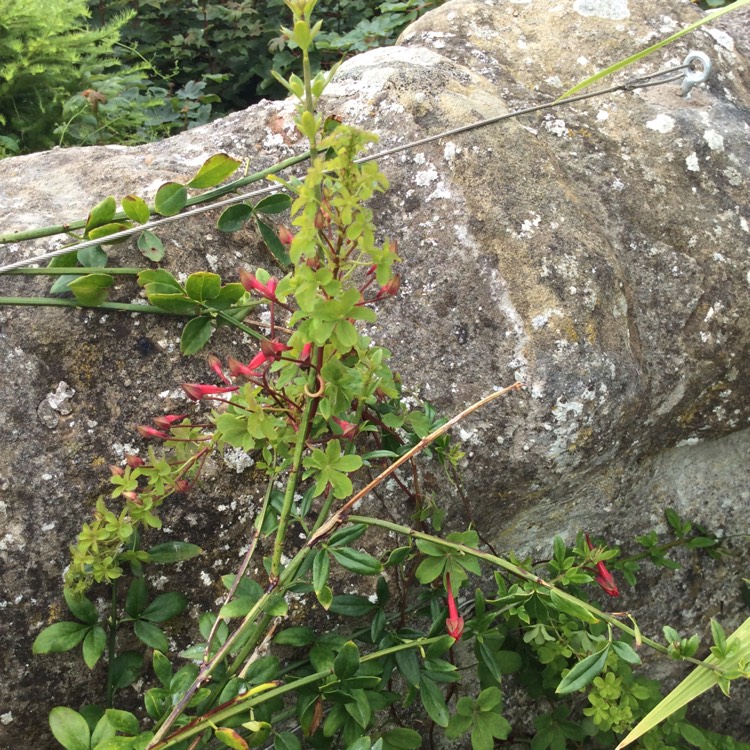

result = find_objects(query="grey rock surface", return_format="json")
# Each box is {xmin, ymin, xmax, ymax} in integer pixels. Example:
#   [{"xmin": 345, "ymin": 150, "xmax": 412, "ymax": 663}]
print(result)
[{"xmin": 1, "ymin": 0, "xmax": 749, "ymax": 745}]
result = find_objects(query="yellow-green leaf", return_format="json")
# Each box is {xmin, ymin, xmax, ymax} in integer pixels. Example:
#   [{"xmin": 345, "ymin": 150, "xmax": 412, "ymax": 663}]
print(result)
[
  {"xmin": 154, "ymin": 182, "xmax": 187, "ymax": 217},
  {"xmin": 187, "ymin": 153, "xmax": 242, "ymax": 189}
]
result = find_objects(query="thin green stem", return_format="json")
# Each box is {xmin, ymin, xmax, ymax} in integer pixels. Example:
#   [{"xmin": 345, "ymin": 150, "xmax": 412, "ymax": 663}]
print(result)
[
  {"xmin": 0, "ymin": 151, "xmax": 312, "ymax": 245},
  {"xmin": 1, "ymin": 267, "xmax": 144, "ymax": 276},
  {"xmin": 105, "ymin": 579, "xmax": 119, "ymax": 708},
  {"xmin": 0, "ymin": 297, "xmax": 182, "ymax": 314},
  {"xmin": 270, "ymin": 365, "xmax": 319, "ymax": 582}
]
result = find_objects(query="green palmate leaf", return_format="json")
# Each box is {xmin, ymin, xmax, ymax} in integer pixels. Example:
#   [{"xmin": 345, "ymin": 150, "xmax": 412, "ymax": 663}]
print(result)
[
  {"xmin": 33, "ymin": 621, "xmax": 89, "ymax": 654},
  {"xmin": 255, "ymin": 193, "xmax": 292, "ymax": 215},
  {"xmin": 134, "ymin": 620, "xmax": 169, "ymax": 652},
  {"xmin": 122, "ymin": 194, "xmax": 150, "ymax": 224},
  {"xmin": 217, "ymin": 203, "xmax": 254, "ymax": 233},
  {"xmin": 334, "ymin": 641, "xmax": 361, "ymax": 680},
  {"xmin": 256, "ymin": 218, "xmax": 291, "ymax": 267},
  {"xmin": 186, "ymin": 153, "xmax": 242, "ymax": 189},
  {"xmin": 64, "ymin": 588, "xmax": 98, "ymax": 625},
  {"xmin": 185, "ymin": 271, "xmax": 222, "ymax": 302},
  {"xmin": 68, "ymin": 273, "xmax": 114, "ymax": 306},
  {"xmin": 85, "ymin": 196, "xmax": 117, "ymax": 232},
  {"xmin": 147, "ymin": 541, "xmax": 203, "ymax": 563},
  {"xmin": 556, "ymin": 645, "xmax": 610, "ymax": 694},
  {"xmin": 49, "ymin": 707, "xmax": 90, "ymax": 750},
  {"xmin": 331, "ymin": 547, "xmax": 383, "ymax": 575},
  {"xmin": 420, "ymin": 675, "xmax": 449, "ymax": 727},
  {"xmin": 180, "ymin": 316, "xmax": 214, "ymax": 355},
  {"xmin": 82, "ymin": 625, "xmax": 107, "ymax": 669},
  {"xmin": 154, "ymin": 182, "xmax": 188, "ymax": 217},
  {"xmin": 137, "ymin": 231, "xmax": 165, "ymax": 262},
  {"xmin": 140, "ymin": 592, "xmax": 187, "ymax": 622},
  {"xmin": 616, "ymin": 617, "xmax": 750, "ymax": 749}
]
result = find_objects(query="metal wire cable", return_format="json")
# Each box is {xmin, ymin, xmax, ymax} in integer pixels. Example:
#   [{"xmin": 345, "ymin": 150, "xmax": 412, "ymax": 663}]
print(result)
[{"xmin": 0, "ymin": 59, "xmax": 704, "ymax": 274}]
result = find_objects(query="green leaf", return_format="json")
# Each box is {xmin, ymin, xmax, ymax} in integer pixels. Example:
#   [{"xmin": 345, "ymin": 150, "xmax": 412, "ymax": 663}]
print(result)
[
  {"xmin": 111, "ymin": 651, "xmax": 143, "ymax": 690},
  {"xmin": 206, "ymin": 283, "xmax": 247, "ymax": 310},
  {"xmin": 275, "ymin": 732, "xmax": 302, "ymax": 750},
  {"xmin": 68, "ymin": 273, "xmax": 114, "ymax": 306},
  {"xmin": 329, "ymin": 595, "xmax": 376, "ymax": 618},
  {"xmin": 153, "ymin": 650, "xmax": 172, "ymax": 687},
  {"xmin": 180, "ymin": 316, "xmax": 213, "ymax": 355},
  {"xmin": 187, "ymin": 153, "xmax": 241, "ymax": 189},
  {"xmin": 420, "ymin": 676, "xmax": 449, "ymax": 727},
  {"xmin": 548, "ymin": 589, "xmax": 600, "ymax": 625},
  {"xmin": 612, "ymin": 640, "xmax": 642, "ymax": 665},
  {"xmin": 274, "ymin": 627, "xmax": 316, "ymax": 647},
  {"xmin": 185, "ymin": 271, "xmax": 221, "ymax": 302},
  {"xmin": 317, "ymin": 585, "xmax": 333, "ymax": 610},
  {"xmin": 380, "ymin": 727, "xmax": 422, "ymax": 750},
  {"xmin": 154, "ymin": 182, "xmax": 188, "ymax": 217},
  {"xmin": 64, "ymin": 588, "xmax": 98, "ymax": 625},
  {"xmin": 122, "ymin": 194, "xmax": 150, "ymax": 224},
  {"xmin": 254, "ymin": 193, "xmax": 292, "ymax": 215},
  {"xmin": 256, "ymin": 218, "xmax": 291, "ymax": 267},
  {"xmin": 85, "ymin": 196, "xmax": 117, "ymax": 232},
  {"xmin": 334, "ymin": 641, "xmax": 361, "ymax": 680},
  {"xmin": 82, "ymin": 625, "xmax": 107, "ymax": 669},
  {"xmin": 220, "ymin": 597, "xmax": 256, "ymax": 619},
  {"xmin": 214, "ymin": 726, "xmax": 249, "ymax": 750},
  {"xmin": 49, "ymin": 707, "xmax": 91, "ymax": 750},
  {"xmin": 147, "ymin": 542, "xmax": 203, "ymax": 563},
  {"xmin": 313, "ymin": 549, "xmax": 330, "ymax": 595},
  {"xmin": 138, "ymin": 269, "xmax": 181, "ymax": 290},
  {"xmin": 126, "ymin": 577, "xmax": 147, "ymax": 619},
  {"xmin": 331, "ymin": 547, "xmax": 383, "ymax": 576},
  {"xmin": 104, "ymin": 709, "xmax": 139, "ymax": 735},
  {"xmin": 135, "ymin": 620, "xmax": 169, "ymax": 652},
  {"xmin": 147, "ymin": 293, "xmax": 197, "ymax": 315},
  {"xmin": 616, "ymin": 617, "xmax": 750, "ymax": 749},
  {"xmin": 77, "ymin": 245, "xmax": 108, "ymax": 268},
  {"xmin": 137, "ymin": 231, "xmax": 165, "ymax": 262},
  {"xmin": 556, "ymin": 646, "xmax": 610, "ymax": 695},
  {"xmin": 33, "ymin": 622, "xmax": 89, "ymax": 654},
  {"xmin": 88, "ymin": 222, "xmax": 131, "ymax": 242},
  {"xmin": 141, "ymin": 592, "xmax": 187, "ymax": 623},
  {"xmin": 217, "ymin": 203, "xmax": 254, "ymax": 233}
]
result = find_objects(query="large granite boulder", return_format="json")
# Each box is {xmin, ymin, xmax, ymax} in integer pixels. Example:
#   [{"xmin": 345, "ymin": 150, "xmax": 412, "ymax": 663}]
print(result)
[{"xmin": 1, "ymin": 0, "xmax": 748, "ymax": 745}]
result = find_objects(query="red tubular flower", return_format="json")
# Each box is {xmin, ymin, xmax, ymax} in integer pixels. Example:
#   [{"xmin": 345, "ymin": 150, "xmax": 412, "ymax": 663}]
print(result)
[
  {"xmin": 239, "ymin": 269, "xmax": 278, "ymax": 301},
  {"xmin": 299, "ymin": 342, "xmax": 313, "ymax": 364},
  {"xmin": 152, "ymin": 414, "xmax": 188, "ymax": 430},
  {"xmin": 375, "ymin": 274, "xmax": 401, "ymax": 300},
  {"xmin": 260, "ymin": 338, "xmax": 291, "ymax": 361},
  {"xmin": 585, "ymin": 534, "xmax": 620, "ymax": 598},
  {"xmin": 137, "ymin": 425, "xmax": 171, "ymax": 440},
  {"xmin": 445, "ymin": 573, "xmax": 464, "ymax": 641},
  {"xmin": 182, "ymin": 383, "xmax": 239, "ymax": 401},
  {"xmin": 207, "ymin": 354, "xmax": 231, "ymax": 385}
]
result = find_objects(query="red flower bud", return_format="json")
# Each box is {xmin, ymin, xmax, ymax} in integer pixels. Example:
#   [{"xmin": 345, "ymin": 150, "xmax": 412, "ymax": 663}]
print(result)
[
  {"xmin": 137, "ymin": 425, "xmax": 171, "ymax": 440},
  {"xmin": 445, "ymin": 573, "xmax": 464, "ymax": 642},
  {"xmin": 122, "ymin": 491, "xmax": 141, "ymax": 504},
  {"xmin": 260, "ymin": 338, "xmax": 291, "ymax": 361},
  {"xmin": 333, "ymin": 417, "xmax": 358, "ymax": 440},
  {"xmin": 207, "ymin": 354, "xmax": 231, "ymax": 385},
  {"xmin": 109, "ymin": 465, "xmax": 124, "ymax": 477},
  {"xmin": 376, "ymin": 274, "xmax": 400, "ymax": 300},
  {"xmin": 182, "ymin": 383, "xmax": 239, "ymax": 401},
  {"xmin": 125, "ymin": 454, "xmax": 145, "ymax": 468},
  {"xmin": 585, "ymin": 534, "xmax": 620, "ymax": 598},
  {"xmin": 278, "ymin": 225, "xmax": 294, "ymax": 246},
  {"xmin": 238, "ymin": 269, "xmax": 278, "ymax": 301},
  {"xmin": 152, "ymin": 414, "xmax": 188, "ymax": 430},
  {"xmin": 228, "ymin": 352, "xmax": 267, "ymax": 377},
  {"xmin": 174, "ymin": 479, "xmax": 191, "ymax": 493},
  {"xmin": 299, "ymin": 342, "xmax": 313, "ymax": 364}
]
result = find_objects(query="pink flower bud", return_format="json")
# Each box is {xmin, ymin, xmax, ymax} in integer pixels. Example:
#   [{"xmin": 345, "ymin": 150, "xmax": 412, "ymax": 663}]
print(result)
[
  {"xmin": 137, "ymin": 425, "xmax": 171, "ymax": 440},
  {"xmin": 182, "ymin": 383, "xmax": 239, "ymax": 401},
  {"xmin": 174, "ymin": 479, "xmax": 191, "ymax": 493},
  {"xmin": 299, "ymin": 342, "xmax": 313, "ymax": 364},
  {"xmin": 109, "ymin": 465, "xmax": 124, "ymax": 477},
  {"xmin": 122, "ymin": 491, "xmax": 141, "ymax": 504},
  {"xmin": 126, "ymin": 454, "xmax": 145, "ymax": 468},
  {"xmin": 152, "ymin": 414, "xmax": 188, "ymax": 430},
  {"xmin": 207, "ymin": 354, "xmax": 231, "ymax": 385},
  {"xmin": 238, "ymin": 269, "xmax": 278, "ymax": 301},
  {"xmin": 278, "ymin": 226, "xmax": 294, "ymax": 246},
  {"xmin": 445, "ymin": 574, "xmax": 464, "ymax": 642},
  {"xmin": 333, "ymin": 417, "xmax": 358, "ymax": 440}
]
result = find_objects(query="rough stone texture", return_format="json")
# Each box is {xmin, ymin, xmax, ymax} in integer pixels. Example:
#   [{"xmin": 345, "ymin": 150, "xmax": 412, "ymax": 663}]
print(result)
[{"xmin": 1, "ymin": 0, "xmax": 749, "ymax": 746}]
